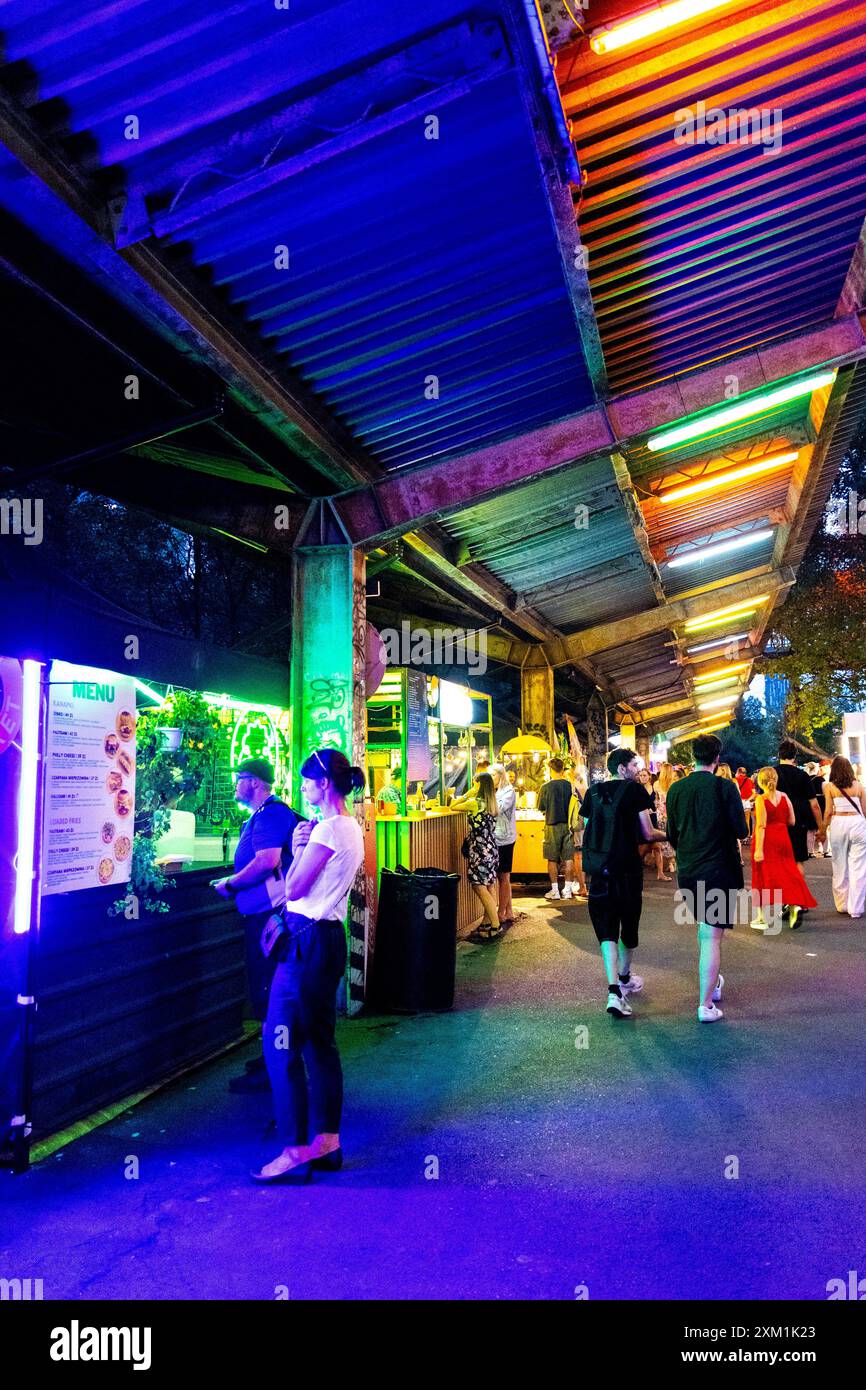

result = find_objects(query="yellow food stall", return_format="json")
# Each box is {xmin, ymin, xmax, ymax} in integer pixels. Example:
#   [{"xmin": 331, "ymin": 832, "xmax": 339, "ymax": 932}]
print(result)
[{"xmin": 500, "ymin": 730, "xmax": 555, "ymax": 879}]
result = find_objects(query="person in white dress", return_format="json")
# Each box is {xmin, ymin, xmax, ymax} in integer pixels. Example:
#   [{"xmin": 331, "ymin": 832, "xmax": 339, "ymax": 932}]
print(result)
[{"xmin": 822, "ymin": 756, "xmax": 866, "ymax": 918}]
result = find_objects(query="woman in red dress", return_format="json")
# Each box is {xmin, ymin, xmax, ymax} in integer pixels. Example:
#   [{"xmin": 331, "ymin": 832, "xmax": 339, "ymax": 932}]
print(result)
[{"xmin": 751, "ymin": 766, "xmax": 818, "ymax": 930}]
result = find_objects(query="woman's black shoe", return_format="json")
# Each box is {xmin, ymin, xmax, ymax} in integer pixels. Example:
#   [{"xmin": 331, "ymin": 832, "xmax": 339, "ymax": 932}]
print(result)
[
  {"xmin": 311, "ymin": 1148, "xmax": 343, "ymax": 1172},
  {"xmin": 250, "ymin": 1161, "xmax": 312, "ymax": 1185}
]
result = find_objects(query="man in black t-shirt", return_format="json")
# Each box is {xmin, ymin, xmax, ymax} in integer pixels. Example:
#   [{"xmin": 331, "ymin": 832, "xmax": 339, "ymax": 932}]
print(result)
[
  {"xmin": 666, "ymin": 736, "xmax": 748, "ymax": 1022},
  {"xmin": 775, "ymin": 741, "xmax": 821, "ymax": 871},
  {"xmin": 581, "ymin": 749, "xmax": 665, "ymax": 1018}
]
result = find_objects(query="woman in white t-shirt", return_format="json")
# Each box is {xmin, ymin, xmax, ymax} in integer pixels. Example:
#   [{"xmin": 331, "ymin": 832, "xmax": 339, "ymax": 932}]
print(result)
[
  {"xmin": 491, "ymin": 763, "xmax": 518, "ymax": 925},
  {"xmin": 253, "ymin": 748, "xmax": 365, "ymax": 1185}
]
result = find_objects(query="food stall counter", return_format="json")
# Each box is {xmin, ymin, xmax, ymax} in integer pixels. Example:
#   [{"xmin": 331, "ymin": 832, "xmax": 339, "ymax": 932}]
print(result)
[
  {"xmin": 513, "ymin": 810, "xmax": 548, "ymax": 877},
  {"xmin": 372, "ymin": 806, "xmax": 479, "ymax": 936}
]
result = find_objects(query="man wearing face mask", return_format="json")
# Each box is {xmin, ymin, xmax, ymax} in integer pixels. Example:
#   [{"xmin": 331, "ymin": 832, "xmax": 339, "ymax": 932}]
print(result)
[{"xmin": 211, "ymin": 759, "xmax": 305, "ymax": 1093}]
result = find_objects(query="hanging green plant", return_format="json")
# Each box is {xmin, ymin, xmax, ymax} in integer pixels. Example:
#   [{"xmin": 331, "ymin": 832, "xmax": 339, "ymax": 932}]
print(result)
[
  {"xmin": 109, "ymin": 809, "xmax": 175, "ymax": 917},
  {"xmin": 110, "ymin": 690, "xmax": 222, "ymax": 919}
]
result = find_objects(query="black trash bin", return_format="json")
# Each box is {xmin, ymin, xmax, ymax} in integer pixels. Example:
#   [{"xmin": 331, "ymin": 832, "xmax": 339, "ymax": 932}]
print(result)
[{"xmin": 373, "ymin": 865, "xmax": 459, "ymax": 1012}]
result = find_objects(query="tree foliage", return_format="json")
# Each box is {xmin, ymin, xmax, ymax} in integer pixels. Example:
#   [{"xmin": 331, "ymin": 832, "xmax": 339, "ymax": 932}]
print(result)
[
  {"xmin": 668, "ymin": 696, "xmax": 782, "ymax": 773},
  {"xmin": 12, "ymin": 482, "xmax": 293, "ymax": 655},
  {"xmin": 762, "ymin": 414, "xmax": 866, "ymax": 736}
]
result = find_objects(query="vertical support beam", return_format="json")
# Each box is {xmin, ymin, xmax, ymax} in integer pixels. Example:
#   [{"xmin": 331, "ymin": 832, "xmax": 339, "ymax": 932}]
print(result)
[
  {"xmin": 520, "ymin": 647, "xmax": 556, "ymax": 750},
  {"xmin": 290, "ymin": 541, "xmax": 368, "ymax": 1014},
  {"xmin": 585, "ymin": 692, "xmax": 608, "ymax": 782},
  {"xmin": 635, "ymin": 725, "xmax": 651, "ymax": 768}
]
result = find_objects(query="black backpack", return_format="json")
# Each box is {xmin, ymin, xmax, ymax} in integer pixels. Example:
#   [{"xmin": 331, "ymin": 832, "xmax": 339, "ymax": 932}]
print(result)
[{"xmin": 581, "ymin": 781, "xmax": 632, "ymax": 875}]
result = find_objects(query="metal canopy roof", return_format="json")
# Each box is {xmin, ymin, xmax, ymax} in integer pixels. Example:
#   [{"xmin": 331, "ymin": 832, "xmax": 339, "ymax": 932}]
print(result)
[
  {"xmin": 0, "ymin": 0, "xmax": 596, "ymax": 469},
  {"xmin": 557, "ymin": 0, "xmax": 866, "ymax": 394}
]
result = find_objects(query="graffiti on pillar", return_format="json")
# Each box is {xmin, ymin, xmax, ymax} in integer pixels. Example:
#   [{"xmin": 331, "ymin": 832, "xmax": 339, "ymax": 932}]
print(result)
[
  {"xmin": 585, "ymin": 694, "xmax": 609, "ymax": 782},
  {"xmin": 348, "ymin": 552, "xmax": 368, "ymax": 1015},
  {"xmin": 304, "ymin": 674, "xmax": 349, "ymax": 751},
  {"xmin": 350, "ymin": 562, "xmax": 367, "ymax": 774}
]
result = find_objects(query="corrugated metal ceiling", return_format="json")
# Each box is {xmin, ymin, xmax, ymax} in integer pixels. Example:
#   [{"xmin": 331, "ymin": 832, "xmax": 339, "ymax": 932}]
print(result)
[
  {"xmin": 557, "ymin": 0, "xmax": 866, "ymax": 393},
  {"xmin": 592, "ymin": 631, "xmax": 686, "ymax": 714},
  {"xmin": 439, "ymin": 456, "xmax": 658, "ymax": 632},
  {"xmin": 0, "ymin": 0, "xmax": 596, "ymax": 470}
]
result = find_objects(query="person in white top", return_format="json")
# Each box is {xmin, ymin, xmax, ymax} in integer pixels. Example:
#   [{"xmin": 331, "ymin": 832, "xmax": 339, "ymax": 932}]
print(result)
[
  {"xmin": 252, "ymin": 748, "xmax": 365, "ymax": 1185},
  {"xmin": 491, "ymin": 763, "xmax": 518, "ymax": 925},
  {"xmin": 822, "ymin": 755, "xmax": 866, "ymax": 918}
]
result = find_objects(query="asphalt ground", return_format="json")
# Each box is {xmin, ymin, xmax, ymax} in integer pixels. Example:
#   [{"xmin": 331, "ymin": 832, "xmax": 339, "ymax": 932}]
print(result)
[{"xmin": 2, "ymin": 855, "xmax": 864, "ymax": 1300}]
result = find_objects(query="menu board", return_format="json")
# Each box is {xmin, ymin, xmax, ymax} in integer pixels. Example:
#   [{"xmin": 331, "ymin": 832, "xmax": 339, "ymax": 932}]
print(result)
[
  {"xmin": 0, "ymin": 656, "xmax": 25, "ymax": 933},
  {"xmin": 42, "ymin": 661, "xmax": 136, "ymax": 896},
  {"xmin": 405, "ymin": 669, "xmax": 432, "ymax": 783}
]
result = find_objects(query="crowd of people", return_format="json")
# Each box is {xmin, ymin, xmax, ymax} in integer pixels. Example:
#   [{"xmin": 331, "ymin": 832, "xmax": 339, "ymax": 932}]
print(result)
[
  {"xmin": 539, "ymin": 737, "xmax": 865, "ymax": 1023},
  {"xmin": 204, "ymin": 734, "xmax": 865, "ymax": 1183}
]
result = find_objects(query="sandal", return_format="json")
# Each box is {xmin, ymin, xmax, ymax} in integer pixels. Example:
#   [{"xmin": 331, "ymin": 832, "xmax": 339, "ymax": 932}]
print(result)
[{"xmin": 468, "ymin": 924, "xmax": 503, "ymax": 943}]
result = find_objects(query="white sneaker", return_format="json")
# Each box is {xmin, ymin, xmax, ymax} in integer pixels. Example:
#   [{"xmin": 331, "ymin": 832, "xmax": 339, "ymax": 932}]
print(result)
[
  {"xmin": 619, "ymin": 974, "xmax": 643, "ymax": 995},
  {"xmin": 698, "ymin": 1003, "xmax": 724, "ymax": 1023},
  {"xmin": 544, "ymin": 885, "xmax": 561, "ymax": 900},
  {"xmin": 750, "ymin": 917, "xmax": 766, "ymax": 931},
  {"xmin": 712, "ymin": 973, "xmax": 724, "ymax": 1003},
  {"xmin": 606, "ymin": 990, "xmax": 633, "ymax": 1018},
  {"xmin": 561, "ymin": 883, "xmax": 574, "ymax": 900}
]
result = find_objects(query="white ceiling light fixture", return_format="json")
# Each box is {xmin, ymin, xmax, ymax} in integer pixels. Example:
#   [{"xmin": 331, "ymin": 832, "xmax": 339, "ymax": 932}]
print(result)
[{"xmin": 666, "ymin": 529, "xmax": 774, "ymax": 569}]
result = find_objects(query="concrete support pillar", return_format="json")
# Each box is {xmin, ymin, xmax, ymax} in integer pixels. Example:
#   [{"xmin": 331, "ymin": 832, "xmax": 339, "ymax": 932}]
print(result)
[
  {"xmin": 290, "ymin": 523, "xmax": 367, "ymax": 1013},
  {"xmin": 520, "ymin": 648, "xmax": 555, "ymax": 750},
  {"xmin": 636, "ymin": 725, "xmax": 651, "ymax": 767},
  {"xmin": 586, "ymin": 692, "xmax": 608, "ymax": 782}
]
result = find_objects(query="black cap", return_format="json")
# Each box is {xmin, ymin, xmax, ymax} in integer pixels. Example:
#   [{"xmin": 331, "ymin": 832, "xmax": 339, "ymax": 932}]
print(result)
[{"xmin": 235, "ymin": 758, "xmax": 275, "ymax": 785}]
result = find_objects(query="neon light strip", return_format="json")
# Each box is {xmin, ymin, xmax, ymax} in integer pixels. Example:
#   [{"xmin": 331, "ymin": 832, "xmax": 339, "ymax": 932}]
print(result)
[
  {"xmin": 692, "ymin": 677, "xmax": 739, "ymax": 693},
  {"xmin": 666, "ymin": 529, "xmax": 774, "ymax": 569},
  {"xmin": 686, "ymin": 633, "xmax": 750, "ymax": 655},
  {"xmin": 685, "ymin": 610, "xmax": 756, "ymax": 634},
  {"xmin": 647, "ymin": 372, "xmax": 836, "ymax": 452},
  {"xmin": 698, "ymin": 695, "xmax": 740, "ymax": 711},
  {"xmin": 684, "ymin": 595, "xmax": 768, "ymax": 634},
  {"xmin": 199, "ymin": 691, "xmax": 285, "ymax": 717},
  {"xmin": 692, "ymin": 662, "xmax": 752, "ymax": 682},
  {"xmin": 14, "ymin": 660, "xmax": 41, "ymax": 935},
  {"xmin": 590, "ymin": 0, "xmax": 737, "ymax": 55},
  {"xmin": 133, "ymin": 682, "xmax": 287, "ymax": 718},
  {"xmin": 658, "ymin": 454, "xmax": 796, "ymax": 505},
  {"xmin": 134, "ymin": 679, "xmax": 165, "ymax": 706}
]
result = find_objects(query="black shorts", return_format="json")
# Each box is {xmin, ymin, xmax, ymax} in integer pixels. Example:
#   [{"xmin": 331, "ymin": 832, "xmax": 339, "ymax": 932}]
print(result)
[
  {"xmin": 676, "ymin": 875, "xmax": 745, "ymax": 928},
  {"xmin": 497, "ymin": 842, "xmax": 514, "ymax": 874},
  {"xmin": 587, "ymin": 871, "xmax": 642, "ymax": 949}
]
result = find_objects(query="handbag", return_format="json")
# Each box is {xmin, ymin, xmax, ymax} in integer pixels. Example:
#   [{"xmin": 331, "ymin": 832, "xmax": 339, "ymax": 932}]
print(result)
[
  {"xmin": 260, "ymin": 908, "xmax": 315, "ymax": 961},
  {"xmin": 235, "ymin": 866, "xmax": 286, "ymax": 916}
]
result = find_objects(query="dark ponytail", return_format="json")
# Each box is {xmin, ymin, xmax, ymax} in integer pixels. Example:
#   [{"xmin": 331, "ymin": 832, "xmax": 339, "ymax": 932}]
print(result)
[{"xmin": 301, "ymin": 748, "xmax": 366, "ymax": 797}]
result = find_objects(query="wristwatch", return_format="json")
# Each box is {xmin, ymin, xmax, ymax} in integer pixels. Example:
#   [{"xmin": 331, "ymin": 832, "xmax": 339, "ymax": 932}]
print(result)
[{"xmin": 225, "ymin": 879, "xmax": 238, "ymax": 897}]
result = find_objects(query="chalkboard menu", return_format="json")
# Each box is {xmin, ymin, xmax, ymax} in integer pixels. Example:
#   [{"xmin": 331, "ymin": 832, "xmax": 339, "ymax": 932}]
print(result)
[{"xmin": 405, "ymin": 670, "xmax": 432, "ymax": 783}]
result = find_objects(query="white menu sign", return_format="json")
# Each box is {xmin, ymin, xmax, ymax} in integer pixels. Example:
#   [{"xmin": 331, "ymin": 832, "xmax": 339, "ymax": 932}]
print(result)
[{"xmin": 42, "ymin": 661, "xmax": 137, "ymax": 895}]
